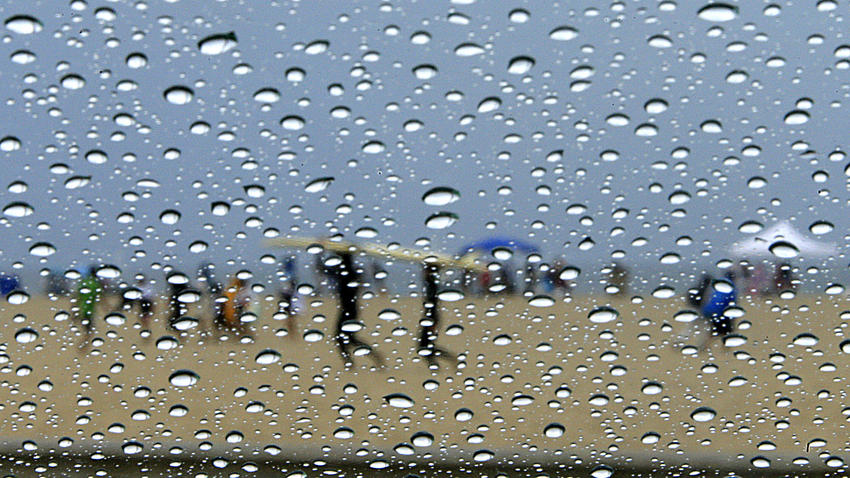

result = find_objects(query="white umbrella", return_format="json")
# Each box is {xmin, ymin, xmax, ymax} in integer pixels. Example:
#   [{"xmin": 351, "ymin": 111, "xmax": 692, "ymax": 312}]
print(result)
[{"xmin": 729, "ymin": 220, "xmax": 838, "ymax": 259}]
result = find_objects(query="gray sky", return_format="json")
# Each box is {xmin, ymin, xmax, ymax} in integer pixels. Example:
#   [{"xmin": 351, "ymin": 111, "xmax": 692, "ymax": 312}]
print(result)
[{"xmin": 1, "ymin": 0, "xmax": 848, "ymax": 287}]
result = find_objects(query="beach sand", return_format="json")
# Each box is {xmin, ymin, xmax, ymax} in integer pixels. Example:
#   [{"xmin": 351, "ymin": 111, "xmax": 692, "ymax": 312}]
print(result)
[{"xmin": 0, "ymin": 291, "xmax": 846, "ymax": 475}]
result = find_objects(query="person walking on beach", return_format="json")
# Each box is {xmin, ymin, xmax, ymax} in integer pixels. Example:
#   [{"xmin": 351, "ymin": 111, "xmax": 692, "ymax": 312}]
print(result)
[
  {"xmin": 700, "ymin": 272, "xmax": 738, "ymax": 350},
  {"xmin": 121, "ymin": 275, "xmax": 156, "ymax": 330},
  {"xmin": 74, "ymin": 267, "xmax": 102, "ymax": 347},
  {"xmin": 418, "ymin": 264, "xmax": 457, "ymax": 369},
  {"xmin": 322, "ymin": 252, "xmax": 383, "ymax": 368},
  {"xmin": 277, "ymin": 279, "xmax": 300, "ymax": 341}
]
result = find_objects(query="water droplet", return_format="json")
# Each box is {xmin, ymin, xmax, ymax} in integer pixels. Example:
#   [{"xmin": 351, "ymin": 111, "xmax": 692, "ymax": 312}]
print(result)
[
  {"xmin": 478, "ymin": 97, "xmax": 501, "ymax": 113},
  {"xmin": 7, "ymin": 291, "xmax": 29, "ymax": 305},
  {"xmin": 255, "ymin": 349, "xmax": 281, "ymax": 365},
  {"xmin": 792, "ymin": 333, "xmax": 818, "ymax": 346},
  {"xmin": 5, "ymin": 15, "xmax": 43, "ymax": 34},
  {"xmin": 15, "ymin": 327, "xmax": 38, "ymax": 343},
  {"xmin": 422, "ymin": 187, "xmax": 460, "ymax": 206},
  {"xmin": 29, "ymin": 242, "xmax": 55, "ymax": 257},
  {"xmin": 701, "ymin": 120, "xmax": 723, "ymax": 133},
  {"xmin": 333, "ymin": 427, "xmax": 354, "ymax": 439},
  {"xmin": 810, "ymin": 221, "xmax": 833, "ymax": 235},
  {"xmin": 455, "ymin": 43, "xmax": 485, "ymax": 56},
  {"xmin": 61, "ymin": 74, "xmax": 85, "ymax": 90},
  {"xmin": 253, "ymin": 88, "xmax": 280, "ymax": 103},
  {"xmin": 698, "ymin": 3, "xmax": 739, "ymax": 22},
  {"xmin": 784, "ymin": 110, "xmax": 810, "ymax": 125},
  {"xmin": 169, "ymin": 370, "xmax": 199, "ymax": 387},
  {"xmin": 507, "ymin": 56, "xmax": 535, "ymax": 74},
  {"xmin": 588, "ymin": 307, "xmax": 618, "ymax": 324},
  {"xmin": 0, "ymin": 136, "xmax": 21, "ymax": 151},
  {"xmin": 473, "ymin": 450, "xmax": 494, "ymax": 462},
  {"xmin": 122, "ymin": 441, "xmax": 143, "ymax": 455},
  {"xmin": 198, "ymin": 31, "xmax": 238, "ymax": 55},
  {"xmin": 645, "ymin": 99, "xmax": 668, "ymax": 114},
  {"xmin": 411, "ymin": 432, "xmax": 434, "ymax": 447},
  {"xmin": 305, "ymin": 177, "xmax": 334, "ymax": 193},
  {"xmin": 544, "ymin": 423, "xmax": 565, "ymax": 438},
  {"xmin": 378, "ymin": 309, "xmax": 401, "ymax": 321},
  {"xmin": 726, "ymin": 70, "xmax": 748, "ymax": 84},
  {"xmin": 606, "ymin": 114, "xmax": 630, "ymax": 126},
  {"xmin": 769, "ymin": 241, "xmax": 799, "ymax": 258},
  {"xmin": 384, "ymin": 393, "xmax": 414, "ymax": 408},
  {"xmin": 591, "ymin": 465, "xmax": 614, "ymax": 478},
  {"xmin": 303, "ymin": 330, "xmax": 324, "ymax": 342},
  {"xmin": 362, "ymin": 141, "xmax": 386, "ymax": 154},
  {"xmin": 156, "ymin": 336, "xmax": 179, "ymax": 350},
  {"xmin": 412, "ymin": 64, "xmax": 438, "ymax": 80},
  {"xmin": 164, "ymin": 86, "xmax": 193, "ymax": 105},
  {"xmin": 159, "ymin": 210, "xmax": 181, "ymax": 225},
  {"xmin": 751, "ymin": 456, "xmax": 771, "ymax": 468},
  {"xmin": 691, "ymin": 406, "xmax": 716, "ymax": 422},
  {"xmin": 528, "ymin": 295, "xmax": 555, "ymax": 307},
  {"xmin": 452, "ymin": 408, "xmax": 473, "ymax": 422},
  {"xmin": 549, "ymin": 26, "xmax": 578, "ymax": 41},
  {"xmin": 10, "ymin": 50, "xmax": 36, "ymax": 64},
  {"xmin": 508, "ymin": 9, "xmax": 530, "ymax": 23},
  {"xmin": 648, "ymin": 35, "xmax": 673, "ymax": 48},
  {"xmin": 641, "ymin": 382, "xmax": 663, "ymax": 395},
  {"xmin": 304, "ymin": 40, "xmax": 329, "ymax": 55},
  {"xmin": 4, "ymin": 202, "xmax": 33, "ymax": 217},
  {"xmin": 641, "ymin": 432, "xmax": 660, "ymax": 444},
  {"xmin": 281, "ymin": 115, "xmax": 305, "ymax": 130},
  {"xmin": 425, "ymin": 212, "xmax": 458, "ymax": 229}
]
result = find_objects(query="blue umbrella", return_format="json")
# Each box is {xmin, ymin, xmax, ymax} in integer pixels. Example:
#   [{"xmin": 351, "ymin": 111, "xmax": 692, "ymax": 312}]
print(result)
[
  {"xmin": 459, "ymin": 236, "xmax": 539, "ymax": 255},
  {"xmin": 0, "ymin": 274, "xmax": 19, "ymax": 295}
]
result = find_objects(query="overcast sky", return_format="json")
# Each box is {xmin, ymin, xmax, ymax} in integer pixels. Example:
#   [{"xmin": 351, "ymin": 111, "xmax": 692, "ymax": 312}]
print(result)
[{"xmin": 1, "ymin": 0, "xmax": 848, "ymax": 287}]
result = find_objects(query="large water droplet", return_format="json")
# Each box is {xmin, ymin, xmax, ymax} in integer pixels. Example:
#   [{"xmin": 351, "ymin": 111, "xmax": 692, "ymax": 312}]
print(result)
[
  {"xmin": 169, "ymin": 370, "xmax": 199, "ymax": 387},
  {"xmin": 769, "ymin": 241, "xmax": 799, "ymax": 258},
  {"xmin": 549, "ymin": 26, "xmax": 578, "ymax": 41},
  {"xmin": 544, "ymin": 423, "xmax": 565, "ymax": 438},
  {"xmin": 698, "ymin": 3, "xmax": 739, "ymax": 22},
  {"xmin": 422, "ymin": 187, "xmax": 460, "ymax": 206},
  {"xmin": 5, "ymin": 15, "xmax": 43, "ymax": 34},
  {"xmin": 164, "ymin": 86, "xmax": 194, "ymax": 105},
  {"xmin": 198, "ymin": 31, "xmax": 238, "ymax": 55},
  {"xmin": 507, "ymin": 56, "xmax": 535, "ymax": 74},
  {"xmin": 588, "ymin": 307, "xmax": 618, "ymax": 324},
  {"xmin": 384, "ymin": 393, "xmax": 414, "ymax": 408},
  {"xmin": 425, "ymin": 212, "xmax": 458, "ymax": 229},
  {"xmin": 691, "ymin": 406, "xmax": 716, "ymax": 422}
]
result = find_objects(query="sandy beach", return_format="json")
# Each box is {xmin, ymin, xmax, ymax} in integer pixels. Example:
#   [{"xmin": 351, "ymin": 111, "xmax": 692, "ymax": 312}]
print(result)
[{"xmin": 0, "ymin": 292, "xmax": 846, "ymax": 475}]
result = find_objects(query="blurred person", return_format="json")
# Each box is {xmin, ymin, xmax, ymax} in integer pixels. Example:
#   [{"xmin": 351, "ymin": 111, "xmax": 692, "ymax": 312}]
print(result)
[
  {"xmin": 774, "ymin": 262, "xmax": 795, "ymax": 294},
  {"xmin": 321, "ymin": 252, "xmax": 383, "ymax": 368},
  {"xmin": 74, "ymin": 266, "xmax": 102, "ymax": 347},
  {"xmin": 687, "ymin": 274, "xmax": 712, "ymax": 309},
  {"xmin": 523, "ymin": 259, "xmax": 538, "ymax": 294},
  {"xmin": 608, "ymin": 262, "xmax": 629, "ymax": 296},
  {"xmin": 278, "ymin": 280, "xmax": 300, "ymax": 341},
  {"xmin": 418, "ymin": 264, "xmax": 457, "ymax": 369},
  {"xmin": 167, "ymin": 273, "xmax": 189, "ymax": 330},
  {"xmin": 700, "ymin": 272, "xmax": 738, "ymax": 350}
]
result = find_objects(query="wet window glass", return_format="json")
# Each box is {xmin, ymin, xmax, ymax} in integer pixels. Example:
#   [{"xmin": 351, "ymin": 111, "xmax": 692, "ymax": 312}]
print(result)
[{"xmin": 1, "ymin": 1, "xmax": 848, "ymax": 476}]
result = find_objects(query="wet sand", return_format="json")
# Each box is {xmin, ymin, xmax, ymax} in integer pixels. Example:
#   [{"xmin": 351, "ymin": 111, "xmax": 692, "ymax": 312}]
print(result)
[{"xmin": 0, "ymin": 292, "xmax": 846, "ymax": 475}]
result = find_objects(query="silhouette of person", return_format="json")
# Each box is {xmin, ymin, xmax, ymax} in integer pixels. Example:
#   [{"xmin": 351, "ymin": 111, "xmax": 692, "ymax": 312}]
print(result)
[
  {"xmin": 322, "ymin": 252, "xmax": 383, "ymax": 368},
  {"xmin": 418, "ymin": 264, "xmax": 457, "ymax": 369}
]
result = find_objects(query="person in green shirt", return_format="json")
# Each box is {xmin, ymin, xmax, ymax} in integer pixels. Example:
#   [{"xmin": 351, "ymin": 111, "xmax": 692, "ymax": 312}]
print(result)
[{"xmin": 75, "ymin": 267, "xmax": 102, "ymax": 344}]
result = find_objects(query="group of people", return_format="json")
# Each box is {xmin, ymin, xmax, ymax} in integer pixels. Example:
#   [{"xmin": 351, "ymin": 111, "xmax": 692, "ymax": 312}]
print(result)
[{"xmin": 65, "ymin": 257, "xmax": 456, "ymax": 369}]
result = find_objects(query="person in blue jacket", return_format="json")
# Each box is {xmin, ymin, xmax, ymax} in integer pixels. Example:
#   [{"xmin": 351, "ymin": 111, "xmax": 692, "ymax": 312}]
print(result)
[{"xmin": 700, "ymin": 271, "xmax": 737, "ymax": 350}]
